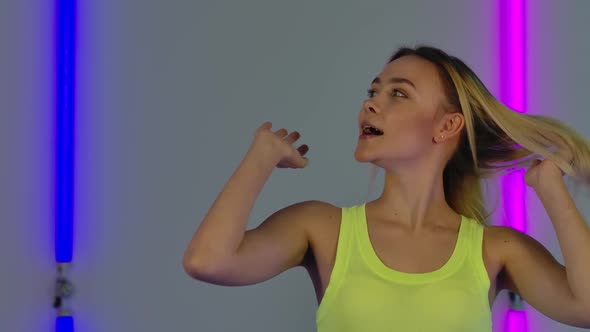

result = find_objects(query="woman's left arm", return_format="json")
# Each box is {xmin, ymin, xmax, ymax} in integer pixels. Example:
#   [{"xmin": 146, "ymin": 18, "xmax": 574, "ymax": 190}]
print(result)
[
  {"xmin": 534, "ymin": 175, "xmax": 590, "ymax": 308},
  {"xmin": 500, "ymin": 159, "xmax": 590, "ymax": 328}
]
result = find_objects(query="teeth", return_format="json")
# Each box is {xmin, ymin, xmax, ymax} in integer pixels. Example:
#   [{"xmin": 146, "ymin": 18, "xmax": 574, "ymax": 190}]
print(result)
[{"xmin": 362, "ymin": 124, "xmax": 383, "ymax": 135}]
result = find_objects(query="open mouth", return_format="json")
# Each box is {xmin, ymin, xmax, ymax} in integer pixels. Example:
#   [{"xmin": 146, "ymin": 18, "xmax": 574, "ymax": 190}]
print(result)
[{"xmin": 361, "ymin": 124, "xmax": 384, "ymax": 136}]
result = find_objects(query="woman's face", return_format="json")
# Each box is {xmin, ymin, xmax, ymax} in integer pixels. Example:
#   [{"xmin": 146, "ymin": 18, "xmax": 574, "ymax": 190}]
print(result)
[{"xmin": 354, "ymin": 55, "xmax": 453, "ymax": 169}]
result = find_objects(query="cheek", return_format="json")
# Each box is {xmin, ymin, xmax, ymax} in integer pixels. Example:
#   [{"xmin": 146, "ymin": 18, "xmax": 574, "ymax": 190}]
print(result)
[
  {"xmin": 385, "ymin": 118, "xmax": 433, "ymax": 147},
  {"xmin": 380, "ymin": 123, "xmax": 432, "ymax": 159}
]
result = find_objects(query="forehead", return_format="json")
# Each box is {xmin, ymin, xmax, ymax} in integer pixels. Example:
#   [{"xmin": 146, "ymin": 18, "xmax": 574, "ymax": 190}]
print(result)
[{"xmin": 376, "ymin": 55, "xmax": 443, "ymax": 95}]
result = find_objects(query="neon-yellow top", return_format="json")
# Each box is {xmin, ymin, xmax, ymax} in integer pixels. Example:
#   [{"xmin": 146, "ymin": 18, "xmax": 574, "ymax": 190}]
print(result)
[{"xmin": 316, "ymin": 203, "xmax": 492, "ymax": 332}]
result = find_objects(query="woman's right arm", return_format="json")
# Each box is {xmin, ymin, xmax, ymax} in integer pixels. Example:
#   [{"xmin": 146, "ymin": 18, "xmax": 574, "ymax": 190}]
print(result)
[{"xmin": 182, "ymin": 122, "xmax": 335, "ymax": 286}]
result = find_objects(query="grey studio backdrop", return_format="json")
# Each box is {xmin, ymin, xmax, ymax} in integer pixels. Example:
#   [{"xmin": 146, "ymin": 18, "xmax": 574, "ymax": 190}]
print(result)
[{"xmin": 2, "ymin": 0, "xmax": 590, "ymax": 331}]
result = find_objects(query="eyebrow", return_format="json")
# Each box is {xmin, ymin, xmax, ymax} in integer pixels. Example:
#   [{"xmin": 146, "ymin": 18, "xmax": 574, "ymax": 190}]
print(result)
[{"xmin": 371, "ymin": 76, "xmax": 417, "ymax": 90}]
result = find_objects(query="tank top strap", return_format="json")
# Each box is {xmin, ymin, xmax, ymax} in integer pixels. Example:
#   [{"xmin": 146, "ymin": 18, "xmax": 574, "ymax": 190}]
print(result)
[
  {"xmin": 462, "ymin": 216, "xmax": 491, "ymax": 291},
  {"xmin": 316, "ymin": 204, "xmax": 355, "ymax": 321}
]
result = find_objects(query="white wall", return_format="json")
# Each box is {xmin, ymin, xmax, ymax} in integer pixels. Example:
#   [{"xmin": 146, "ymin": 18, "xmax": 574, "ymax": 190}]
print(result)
[
  {"xmin": 524, "ymin": 1, "xmax": 590, "ymax": 331},
  {"xmin": 1, "ymin": 0, "xmax": 56, "ymax": 331},
  {"xmin": 2, "ymin": 0, "xmax": 589, "ymax": 331}
]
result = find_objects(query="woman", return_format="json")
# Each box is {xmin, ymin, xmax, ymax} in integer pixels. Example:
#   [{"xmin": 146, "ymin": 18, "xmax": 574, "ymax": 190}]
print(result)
[{"xmin": 182, "ymin": 45, "xmax": 590, "ymax": 331}]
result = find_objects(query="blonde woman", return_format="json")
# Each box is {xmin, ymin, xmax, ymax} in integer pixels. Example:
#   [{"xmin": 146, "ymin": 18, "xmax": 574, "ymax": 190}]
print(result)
[{"xmin": 182, "ymin": 45, "xmax": 590, "ymax": 331}]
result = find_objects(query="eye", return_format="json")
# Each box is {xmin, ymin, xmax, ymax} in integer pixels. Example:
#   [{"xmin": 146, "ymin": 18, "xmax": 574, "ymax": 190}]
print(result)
[
  {"xmin": 391, "ymin": 89, "xmax": 407, "ymax": 98},
  {"xmin": 366, "ymin": 88, "xmax": 407, "ymax": 98}
]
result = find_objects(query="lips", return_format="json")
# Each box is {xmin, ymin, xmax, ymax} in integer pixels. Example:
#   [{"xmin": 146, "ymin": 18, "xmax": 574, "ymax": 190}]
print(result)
[{"xmin": 360, "ymin": 121, "xmax": 384, "ymax": 136}]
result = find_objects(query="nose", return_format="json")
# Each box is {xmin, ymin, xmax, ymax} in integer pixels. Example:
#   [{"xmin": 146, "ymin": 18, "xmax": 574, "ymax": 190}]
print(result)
[{"xmin": 362, "ymin": 99, "xmax": 379, "ymax": 114}]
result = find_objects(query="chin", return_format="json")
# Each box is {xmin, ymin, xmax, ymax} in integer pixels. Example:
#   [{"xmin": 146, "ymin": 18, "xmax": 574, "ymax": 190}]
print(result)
[{"xmin": 354, "ymin": 149, "xmax": 374, "ymax": 163}]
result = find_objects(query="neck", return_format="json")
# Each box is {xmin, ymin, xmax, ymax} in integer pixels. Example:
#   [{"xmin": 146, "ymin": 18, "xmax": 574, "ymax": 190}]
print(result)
[{"xmin": 371, "ymin": 165, "xmax": 459, "ymax": 231}]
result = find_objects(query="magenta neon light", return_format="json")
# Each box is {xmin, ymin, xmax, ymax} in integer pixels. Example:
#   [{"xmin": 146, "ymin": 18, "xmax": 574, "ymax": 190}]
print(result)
[
  {"xmin": 500, "ymin": 0, "xmax": 526, "ymax": 114},
  {"xmin": 499, "ymin": 0, "xmax": 527, "ymax": 232},
  {"xmin": 499, "ymin": 0, "xmax": 528, "ymax": 331},
  {"xmin": 502, "ymin": 171, "xmax": 527, "ymax": 233},
  {"xmin": 505, "ymin": 310, "xmax": 528, "ymax": 331}
]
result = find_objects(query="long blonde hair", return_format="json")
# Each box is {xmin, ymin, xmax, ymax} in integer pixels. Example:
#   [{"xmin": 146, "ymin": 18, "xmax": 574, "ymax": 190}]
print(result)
[{"xmin": 366, "ymin": 45, "xmax": 590, "ymax": 224}]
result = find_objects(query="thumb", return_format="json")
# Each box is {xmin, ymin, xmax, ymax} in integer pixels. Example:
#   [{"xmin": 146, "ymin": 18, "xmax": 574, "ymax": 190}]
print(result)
[{"xmin": 300, "ymin": 157, "xmax": 309, "ymax": 168}]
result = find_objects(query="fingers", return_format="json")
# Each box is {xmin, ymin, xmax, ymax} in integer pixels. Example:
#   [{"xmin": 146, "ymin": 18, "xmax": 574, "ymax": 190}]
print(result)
[
  {"xmin": 277, "ymin": 156, "xmax": 308, "ymax": 169},
  {"xmin": 258, "ymin": 122, "xmax": 300, "ymax": 141},
  {"xmin": 283, "ymin": 131, "xmax": 300, "ymax": 144},
  {"xmin": 297, "ymin": 144, "xmax": 309, "ymax": 156},
  {"xmin": 258, "ymin": 121, "xmax": 272, "ymax": 131},
  {"xmin": 281, "ymin": 147, "xmax": 310, "ymax": 169},
  {"xmin": 257, "ymin": 122, "xmax": 309, "ymax": 168},
  {"xmin": 299, "ymin": 156, "xmax": 309, "ymax": 168},
  {"xmin": 274, "ymin": 128, "xmax": 288, "ymax": 137},
  {"xmin": 270, "ymin": 125, "xmax": 301, "ymax": 144},
  {"xmin": 297, "ymin": 145, "xmax": 310, "ymax": 168}
]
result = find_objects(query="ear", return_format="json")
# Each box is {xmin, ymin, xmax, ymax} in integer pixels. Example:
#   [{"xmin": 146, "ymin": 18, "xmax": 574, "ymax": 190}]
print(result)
[{"xmin": 434, "ymin": 112, "xmax": 464, "ymax": 143}]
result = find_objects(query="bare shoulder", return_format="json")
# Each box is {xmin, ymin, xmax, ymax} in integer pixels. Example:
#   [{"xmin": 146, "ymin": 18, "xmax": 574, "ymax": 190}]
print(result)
[
  {"xmin": 267, "ymin": 199, "xmax": 341, "ymax": 245},
  {"xmin": 294, "ymin": 200, "xmax": 342, "ymax": 236},
  {"xmin": 290, "ymin": 201, "xmax": 342, "ymax": 294},
  {"xmin": 482, "ymin": 225, "xmax": 518, "ymax": 260},
  {"xmin": 273, "ymin": 200, "xmax": 340, "ymax": 228},
  {"xmin": 283, "ymin": 200, "xmax": 342, "ymax": 268},
  {"xmin": 288, "ymin": 200, "xmax": 341, "ymax": 217},
  {"xmin": 483, "ymin": 224, "xmax": 532, "ymax": 255},
  {"xmin": 484, "ymin": 223, "xmax": 558, "ymax": 268},
  {"xmin": 481, "ymin": 224, "xmax": 539, "ymax": 287}
]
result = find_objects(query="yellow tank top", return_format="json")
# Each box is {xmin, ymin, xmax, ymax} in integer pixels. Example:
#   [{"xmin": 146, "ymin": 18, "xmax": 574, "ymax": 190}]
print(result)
[{"xmin": 316, "ymin": 203, "xmax": 492, "ymax": 332}]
